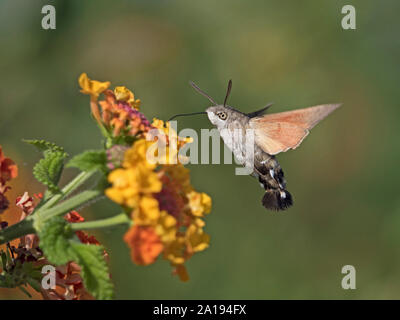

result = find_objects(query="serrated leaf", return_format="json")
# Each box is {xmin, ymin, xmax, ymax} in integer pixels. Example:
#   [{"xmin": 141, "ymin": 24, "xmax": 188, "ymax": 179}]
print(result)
[
  {"xmin": 33, "ymin": 151, "xmax": 66, "ymax": 192},
  {"xmin": 71, "ymin": 242, "xmax": 113, "ymax": 300},
  {"xmin": 24, "ymin": 139, "xmax": 67, "ymax": 192},
  {"xmin": 38, "ymin": 217, "xmax": 114, "ymax": 299},
  {"xmin": 37, "ymin": 217, "xmax": 74, "ymax": 265},
  {"xmin": 23, "ymin": 139, "xmax": 66, "ymax": 155},
  {"xmin": 67, "ymin": 150, "xmax": 107, "ymax": 172}
]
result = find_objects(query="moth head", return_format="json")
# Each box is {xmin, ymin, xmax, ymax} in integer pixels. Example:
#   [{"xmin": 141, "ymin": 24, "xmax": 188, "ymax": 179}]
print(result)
[
  {"xmin": 188, "ymin": 79, "xmax": 234, "ymax": 129},
  {"xmin": 206, "ymin": 105, "xmax": 230, "ymax": 127}
]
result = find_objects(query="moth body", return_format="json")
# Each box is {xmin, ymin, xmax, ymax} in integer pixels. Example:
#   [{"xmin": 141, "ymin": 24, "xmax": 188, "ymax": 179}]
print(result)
[
  {"xmin": 188, "ymin": 80, "xmax": 341, "ymax": 211},
  {"xmin": 206, "ymin": 105, "xmax": 293, "ymax": 210}
]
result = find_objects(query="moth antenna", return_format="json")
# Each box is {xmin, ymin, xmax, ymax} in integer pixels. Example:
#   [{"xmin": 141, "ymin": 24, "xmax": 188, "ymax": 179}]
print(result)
[
  {"xmin": 223, "ymin": 79, "xmax": 232, "ymax": 107},
  {"xmin": 189, "ymin": 81, "xmax": 218, "ymax": 105}
]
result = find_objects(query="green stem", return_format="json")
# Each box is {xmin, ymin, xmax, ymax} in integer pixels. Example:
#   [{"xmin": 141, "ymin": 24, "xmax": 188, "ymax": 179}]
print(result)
[
  {"xmin": 70, "ymin": 213, "xmax": 131, "ymax": 231},
  {"xmin": 39, "ymin": 170, "xmax": 97, "ymax": 211},
  {"xmin": 0, "ymin": 190, "xmax": 103, "ymax": 244},
  {"xmin": 37, "ymin": 189, "xmax": 103, "ymax": 222},
  {"xmin": 98, "ymin": 122, "xmax": 112, "ymax": 142},
  {"xmin": 0, "ymin": 219, "xmax": 35, "ymax": 245}
]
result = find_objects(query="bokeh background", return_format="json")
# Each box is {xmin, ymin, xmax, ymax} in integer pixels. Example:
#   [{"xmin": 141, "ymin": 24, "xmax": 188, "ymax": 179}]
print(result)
[{"xmin": 1, "ymin": 0, "xmax": 399, "ymax": 299}]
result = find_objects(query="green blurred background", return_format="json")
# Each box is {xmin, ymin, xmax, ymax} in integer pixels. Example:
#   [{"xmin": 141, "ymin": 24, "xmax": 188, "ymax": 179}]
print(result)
[{"xmin": 1, "ymin": 0, "xmax": 400, "ymax": 299}]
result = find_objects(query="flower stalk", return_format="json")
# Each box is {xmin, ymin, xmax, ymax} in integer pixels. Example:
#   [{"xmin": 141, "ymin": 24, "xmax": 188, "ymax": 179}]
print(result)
[
  {"xmin": 70, "ymin": 212, "xmax": 131, "ymax": 231},
  {"xmin": 0, "ymin": 188, "xmax": 103, "ymax": 244},
  {"xmin": 34, "ymin": 189, "xmax": 103, "ymax": 224},
  {"xmin": 0, "ymin": 218, "xmax": 35, "ymax": 245},
  {"xmin": 39, "ymin": 170, "xmax": 97, "ymax": 211}
]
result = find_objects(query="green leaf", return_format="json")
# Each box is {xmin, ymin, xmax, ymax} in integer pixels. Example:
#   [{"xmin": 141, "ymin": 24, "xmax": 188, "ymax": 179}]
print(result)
[
  {"xmin": 23, "ymin": 139, "xmax": 66, "ymax": 154},
  {"xmin": 37, "ymin": 217, "xmax": 74, "ymax": 265},
  {"xmin": 33, "ymin": 151, "xmax": 67, "ymax": 193},
  {"xmin": 38, "ymin": 217, "xmax": 114, "ymax": 299},
  {"xmin": 71, "ymin": 242, "xmax": 113, "ymax": 300},
  {"xmin": 24, "ymin": 139, "xmax": 68, "ymax": 193},
  {"xmin": 67, "ymin": 150, "xmax": 107, "ymax": 173}
]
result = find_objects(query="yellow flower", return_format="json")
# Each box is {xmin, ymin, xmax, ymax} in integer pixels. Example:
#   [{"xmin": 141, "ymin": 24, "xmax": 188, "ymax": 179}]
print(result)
[
  {"xmin": 154, "ymin": 210, "xmax": 177, "ymax": 243},
  {"xmin": 187, "ymin": 191, "xmax": 212, "ymax": 217},
  {"xmin": 185, "ymin": 224, "xmax": 210, "ymax": 253},
  {"xmin": 78, "ymin": 73, "xmax": 110, "ymax": 100},
  {"xmin": 123, "ymin": 139, "xmax": 157, "ymax": 170},
  {"xmin": 152, "ymin": 118, "xmax": 193, "ymax": 147},
  {"xmin": 105, "ymin": 168, "xmax": 134, "ymax": 205},
  {"xmin": 114, "ymin": 86, "xmax": 141, "ymax": 110},
  {"xmin": 152, "ymin": 119, "xmax": 176, "ymax": 138},
  {"xmin": 145, "ymin": 118, "xmax": 194, "ymax": 165},
  {"xmin": 151, "ymin": 118, "xmax": 166, "ymax": 131},
  {"xmin": 192, "ymin": 217, "xmax": 206, "ymax": 228},
  {"xmin": 164, "ymin": 236, "xmax": 186, "ymax": 265},
  {"xmin": 114, "ymin": 86, "xmax": 133, "ymax": 103},
  {"xmin": 132, "ymin": 196, "xmax": 160, "ymax": 226},
  {"xmin": 133, "ymin": 167, "xmax": 162, "ymax": 194},
  {"xmin": 160, "ymin": 145, "xmax": 179, "ymax": 165},
  {"xmin": 105, "ymin": 166, "xmax": 162, "ymax": 208}
]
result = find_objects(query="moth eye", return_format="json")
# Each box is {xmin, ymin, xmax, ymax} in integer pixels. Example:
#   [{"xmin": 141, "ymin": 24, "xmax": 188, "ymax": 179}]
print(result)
[{"xmin": 217, "ymin": 111, "xmax": 227, "ymax": 120}]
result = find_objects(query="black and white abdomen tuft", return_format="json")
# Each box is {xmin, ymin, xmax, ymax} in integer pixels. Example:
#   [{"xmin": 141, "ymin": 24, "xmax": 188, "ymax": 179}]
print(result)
[{"xmin": 253, "ymin": 153, "xmax": 294, "ymax": 211}]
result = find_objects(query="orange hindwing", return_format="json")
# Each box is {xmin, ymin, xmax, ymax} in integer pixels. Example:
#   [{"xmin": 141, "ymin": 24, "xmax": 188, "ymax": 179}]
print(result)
[{"xmin": 249, "ymin": 104, "xmax": 341, "ymax": 155}]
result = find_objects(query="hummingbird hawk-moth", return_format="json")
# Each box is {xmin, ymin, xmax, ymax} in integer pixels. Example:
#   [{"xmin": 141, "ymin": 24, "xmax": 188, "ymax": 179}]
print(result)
[{"xmin": 168, "ymin": 80, "xmax": 341, "ymax": 211}]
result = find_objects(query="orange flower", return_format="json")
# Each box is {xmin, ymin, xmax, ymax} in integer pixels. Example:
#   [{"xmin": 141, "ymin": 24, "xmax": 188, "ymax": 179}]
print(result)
[
  {"xmin": 0, "ymin": 146, "xmax": 18, "ymax": 184},
  {"xmin": 64, "ymin": 210, "xmax": 84, "ymax": 223},
  {"xmin": 65, "ymin": 211, "xmax": 102, "ymax": 246},
  {"xmin": 123, "ymin": 225, "xmax": 163, "ymax": 265},
  {"xmin": 96, "ymin": 89, "xmax": 151, "ymax": 138}
]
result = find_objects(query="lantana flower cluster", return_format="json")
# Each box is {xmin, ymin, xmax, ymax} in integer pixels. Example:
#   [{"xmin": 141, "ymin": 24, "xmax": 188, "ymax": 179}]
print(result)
[
  {"xmin": 0, "ymin": 73, "xmax": 213, "ymax": 300},
  {"xmin": 79, "ymin": 73, "xmax": 212, "ymax": 281}
]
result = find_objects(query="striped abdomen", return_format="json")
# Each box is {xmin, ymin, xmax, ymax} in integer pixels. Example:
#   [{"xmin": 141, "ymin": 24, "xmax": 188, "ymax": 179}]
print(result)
[{"xmin": 253, "ymin": 149, "xmax": 293, "ymax": 211}]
